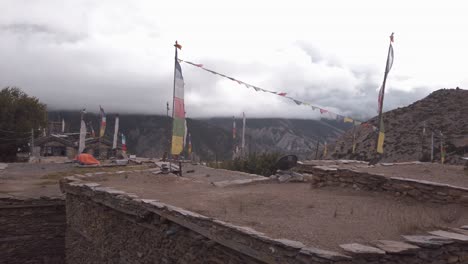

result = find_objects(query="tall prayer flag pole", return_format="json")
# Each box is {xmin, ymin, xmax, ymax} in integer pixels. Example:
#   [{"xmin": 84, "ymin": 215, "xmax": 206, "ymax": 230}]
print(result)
[{"xmin": 376, "ymin": 33, "xmax": 395, "ymax": 156}]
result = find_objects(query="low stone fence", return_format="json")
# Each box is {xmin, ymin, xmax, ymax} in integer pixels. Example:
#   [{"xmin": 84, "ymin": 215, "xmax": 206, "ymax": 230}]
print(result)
[
  {"xmin": 60, "ymin": 172, "xmax": 468, "ymax": 264},
  {"xmin": 0, "ymin": 197, "xmax": 66, "ymax": 264},
  {"xmin": 297, "ymin": 164, "xmax": 468, "ymax": 205}
]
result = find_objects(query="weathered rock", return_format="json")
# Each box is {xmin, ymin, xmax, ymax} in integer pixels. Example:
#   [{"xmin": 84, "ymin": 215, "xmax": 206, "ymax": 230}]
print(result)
[
  {"xmin": 212, "ymin": 178, "xmax": 270, "ymax": 187},
  {"xmin": 372, "ymin": 240, "xmax": 419, "ymax": 254},
  {"xmin": 298, "ymin": 247, "xmax": 351, "ymax": 261},
  {"xmin": 276, "ymin": 171, "xmax": 304, "ymax": 183},
  {"xmin": 403, "ymin": 235, "xmax": 453, "ymax": 248},
  {"xmin": 0, "ymin": 163, "xmax": 8, "ymax": 170},
  {"xmin": 429, "ymin": 230, "xmax": 468, "ymax": 242},
  {"xmin": 450, "ymin": 228, "xmax": 468, "ymax": 236},
  {"xmin": 339, "ymin": 243, "xmax": 385, "ymax": 255}
]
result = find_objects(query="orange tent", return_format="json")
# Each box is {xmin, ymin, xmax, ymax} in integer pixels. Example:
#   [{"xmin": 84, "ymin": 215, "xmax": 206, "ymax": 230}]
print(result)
[{"xmin": 75, "ymin": 153, "xmax": 100, "ymax": 165}]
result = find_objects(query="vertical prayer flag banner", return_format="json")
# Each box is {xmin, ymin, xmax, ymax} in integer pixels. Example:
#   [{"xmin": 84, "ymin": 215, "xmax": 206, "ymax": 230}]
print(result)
[
  {"xmin": 441, "ymin": 143, "xmax": 446, "ymax": 164},
  {"xmin": 79, "ymin": 120, "xmax": 86, "ymax": 153},
  {"xmin": 233, "ymin": 116, "xmax": 237, "ymax": 139},
  {"xmin": 78, "ymin": 109, "xmax": 86, "ymax": 154},
  {"xmin": 112, "ymin": 114, "xmax": 119, "ymax": 149},
  {"xmin": 377, "ymin": 119, "xmax": 385, "ymax": 154},
  {"xmin": 187, "ymin": 133, "xmax": 192, "ymax": 155},
  {"xmin": 99, "ymin": 106, "xmax": 106, "ymax": 138},
  {"xmin": 121, "ymin": 133, "xmax": 127, "ymax": 153},
  {"xmin": 376, "ymin": 33, "xmax": 395, "ymax": 154},
  {"xmin": 171, "ymin": 59, "xmax": 185, "ymax": 155},
  {"xmin": 241, "ymin": 112, "xmax": 246, "ymax": 154}
]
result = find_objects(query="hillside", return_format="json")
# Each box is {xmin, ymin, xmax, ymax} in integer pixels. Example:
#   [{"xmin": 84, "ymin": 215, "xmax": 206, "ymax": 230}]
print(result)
[
  {"xmin": 206, "ymin": 118, "xmax": 351, "ymax": 159},
  {"xmin": 48, "ymin": 112, "xmax": 350, "ymax": 160},
  {"xmin": 331, "ymin": 88, "xmax": 468, "ymax": 163}
]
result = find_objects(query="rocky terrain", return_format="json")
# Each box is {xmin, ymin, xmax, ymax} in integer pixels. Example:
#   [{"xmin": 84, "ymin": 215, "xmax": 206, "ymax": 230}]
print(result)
[{"xmin": 331, "ymin": 88, "xmax": 468, "ymax": 163}]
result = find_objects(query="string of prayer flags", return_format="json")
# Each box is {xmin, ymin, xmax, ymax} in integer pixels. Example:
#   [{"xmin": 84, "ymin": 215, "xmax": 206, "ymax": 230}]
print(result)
[{"xmin": 178, "ymin": 58, "xmax": 363, "ymax": 125}]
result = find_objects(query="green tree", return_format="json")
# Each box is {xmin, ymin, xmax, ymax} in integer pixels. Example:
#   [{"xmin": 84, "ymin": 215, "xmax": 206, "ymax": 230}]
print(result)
[{"xmin": 0, "ymin": 87, "xmax": 47, "ymax": 161}]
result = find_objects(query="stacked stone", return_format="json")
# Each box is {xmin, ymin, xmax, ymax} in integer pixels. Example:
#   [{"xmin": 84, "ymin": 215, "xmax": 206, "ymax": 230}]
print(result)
[
  {"xmin": 297, "ymin": 165, "xmax": 468, "ymax": 205},
  {"xmin": 0, "ymin": 197, "xmax": 65, "ymax": 264}
]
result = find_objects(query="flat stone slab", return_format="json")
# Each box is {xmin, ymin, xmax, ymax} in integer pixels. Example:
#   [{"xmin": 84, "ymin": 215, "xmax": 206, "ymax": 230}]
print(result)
[
  {"xmin": 403, "ymin": 235, "xmax": 453, "ymax": 248},
  {"xmin": 372, "ymin": 240, "xmax": 419, "ymax": 254},
  {"xmin": 450, "ymin": 228, "xmax": 468, "ymax": 236},
  {"xmin": 299, "ymin": 247, "xmax": 351, "ymax": 261},
  {"xmin": 314, "ymin": 166, "xmax": 338, "ymax": 171},
  {"xmin": 461, "ymin": 225, "xmax": 468, "ymax": 230},
  {"xmin": 429, "ymin": 230, "xmax": 468, "ymax": 242},
  {"xmin": 339, "ymin": 243, "xmax": 385, "ymax": 255},
  {"xmin": 211, "ymin": 177, "xmax": 269, "ymax": 188},
  {"xmin": 0, "ymin": 163, "xmax": 7, "ymax": 170}
]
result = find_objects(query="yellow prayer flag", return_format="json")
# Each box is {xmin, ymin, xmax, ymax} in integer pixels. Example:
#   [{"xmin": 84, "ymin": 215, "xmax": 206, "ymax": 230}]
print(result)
[
  {"xmin": 377, "ymin": 132, "xmax": 385, "ymax": 154},
  {"xmin": 171, "ymin": 135, "xmax": 184, "ymax": 155},
  {"xmin": 344, "ymin": 117, "xmax": 353, "ymax": 123}
]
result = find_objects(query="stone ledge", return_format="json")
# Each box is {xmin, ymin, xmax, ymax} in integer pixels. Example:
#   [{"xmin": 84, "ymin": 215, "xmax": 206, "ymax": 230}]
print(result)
[
  {"xmin": 61, "ymin": 174, "xmax": 350, "ymax": 264},
  {"xmin": 299, "ymin": 164, "xmax": 468, "ymax": 205},
  {"xmin": 339, "ymin": 243, "xmax": 386, "ymax": 256},
  {"xmin": 372, "ymin": 240, "xmax": 420, "ymax": 255},
  {"xmin": 402, "ymin": 235, "xmax": 454, "ymax": 248},
  {"xmin": 429, "ymin": 230, "xmax": 468, "ymax": 243}
]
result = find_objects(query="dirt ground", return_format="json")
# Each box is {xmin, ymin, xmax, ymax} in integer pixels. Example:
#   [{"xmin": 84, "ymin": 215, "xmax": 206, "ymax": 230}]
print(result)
[
  {"xmin": 303, "ymin": 160, "xmax": 468, "ymax": 188},
  {"xmin": 94, "ymin": 164, "xmax": 468, "ymax": 251},
  {"xmin": 0, "ymin": 163, "xmax": 74, "ymax": 198},
  {"xmin": 0, "ymin": 162, "xmax": 151, "ymax": 198}
]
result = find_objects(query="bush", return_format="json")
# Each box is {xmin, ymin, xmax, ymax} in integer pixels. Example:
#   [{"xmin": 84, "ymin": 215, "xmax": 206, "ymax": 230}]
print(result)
[{"xmin": 213, "ymin": 152, "xmax": 281, "ymax": 176}]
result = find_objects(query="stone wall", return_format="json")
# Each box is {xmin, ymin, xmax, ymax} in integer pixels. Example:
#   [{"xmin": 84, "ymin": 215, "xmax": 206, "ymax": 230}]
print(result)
[
  {"xmin": 61, "ymin": 172, "xmax": 468, "ymax": 264},
  {"xmin": 0, "ymin": 197, "xmax": 66, "ymax": 264},
  {"xmin": 297, "ymin": 165, "xmax": 468, "ymax": 204}
]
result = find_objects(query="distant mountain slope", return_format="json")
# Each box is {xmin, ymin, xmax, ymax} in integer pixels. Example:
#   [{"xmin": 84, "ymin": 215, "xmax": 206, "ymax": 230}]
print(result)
[
  {"xmin": 47, "ymin": 112, "xmax": 232, "ymax": 161},
  {"xmin": 48, "ymin": 112, "xmax": 351, "ymax": 160},
  {"xmin": 206, "ymin": 118, "xmax": 352, "ymax": 159},
  {"xmin": 331, "ymin": 88, "xmax": 468, "ymax": 163}
]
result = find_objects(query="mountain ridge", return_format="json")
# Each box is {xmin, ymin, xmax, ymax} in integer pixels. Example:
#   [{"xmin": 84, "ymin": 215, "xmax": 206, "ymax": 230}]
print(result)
[{"xmin": 331, "ymin": 88, "xmax": 468, "ymax": 163}]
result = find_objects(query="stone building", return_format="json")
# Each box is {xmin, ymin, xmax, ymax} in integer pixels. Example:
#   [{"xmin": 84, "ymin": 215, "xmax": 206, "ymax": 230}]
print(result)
[
  {"xmin": 33, "ymin": 135, "xmax": 77, "ymax": 159},
  {"xmin": 83, "ymin": 138, "xmax": 123, "ymax": 159}
]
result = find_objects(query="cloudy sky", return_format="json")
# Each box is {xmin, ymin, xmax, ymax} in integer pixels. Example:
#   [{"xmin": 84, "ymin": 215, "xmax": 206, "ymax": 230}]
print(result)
[{"xmin": 1, "ymin": 0, "xmax": 467, "ymax": 120}]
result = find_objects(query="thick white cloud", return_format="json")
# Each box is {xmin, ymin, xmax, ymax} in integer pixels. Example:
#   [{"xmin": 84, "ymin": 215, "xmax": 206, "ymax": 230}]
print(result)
[{"xmin": 0, "ymin": 0, "xmax": 467, "ymax": 120}]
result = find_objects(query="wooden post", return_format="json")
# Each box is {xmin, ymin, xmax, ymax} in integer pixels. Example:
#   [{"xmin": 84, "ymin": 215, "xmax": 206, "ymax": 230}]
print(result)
[{"xmin": 315, "ymin": 139, "xmax": 320, "ymax": 160}]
